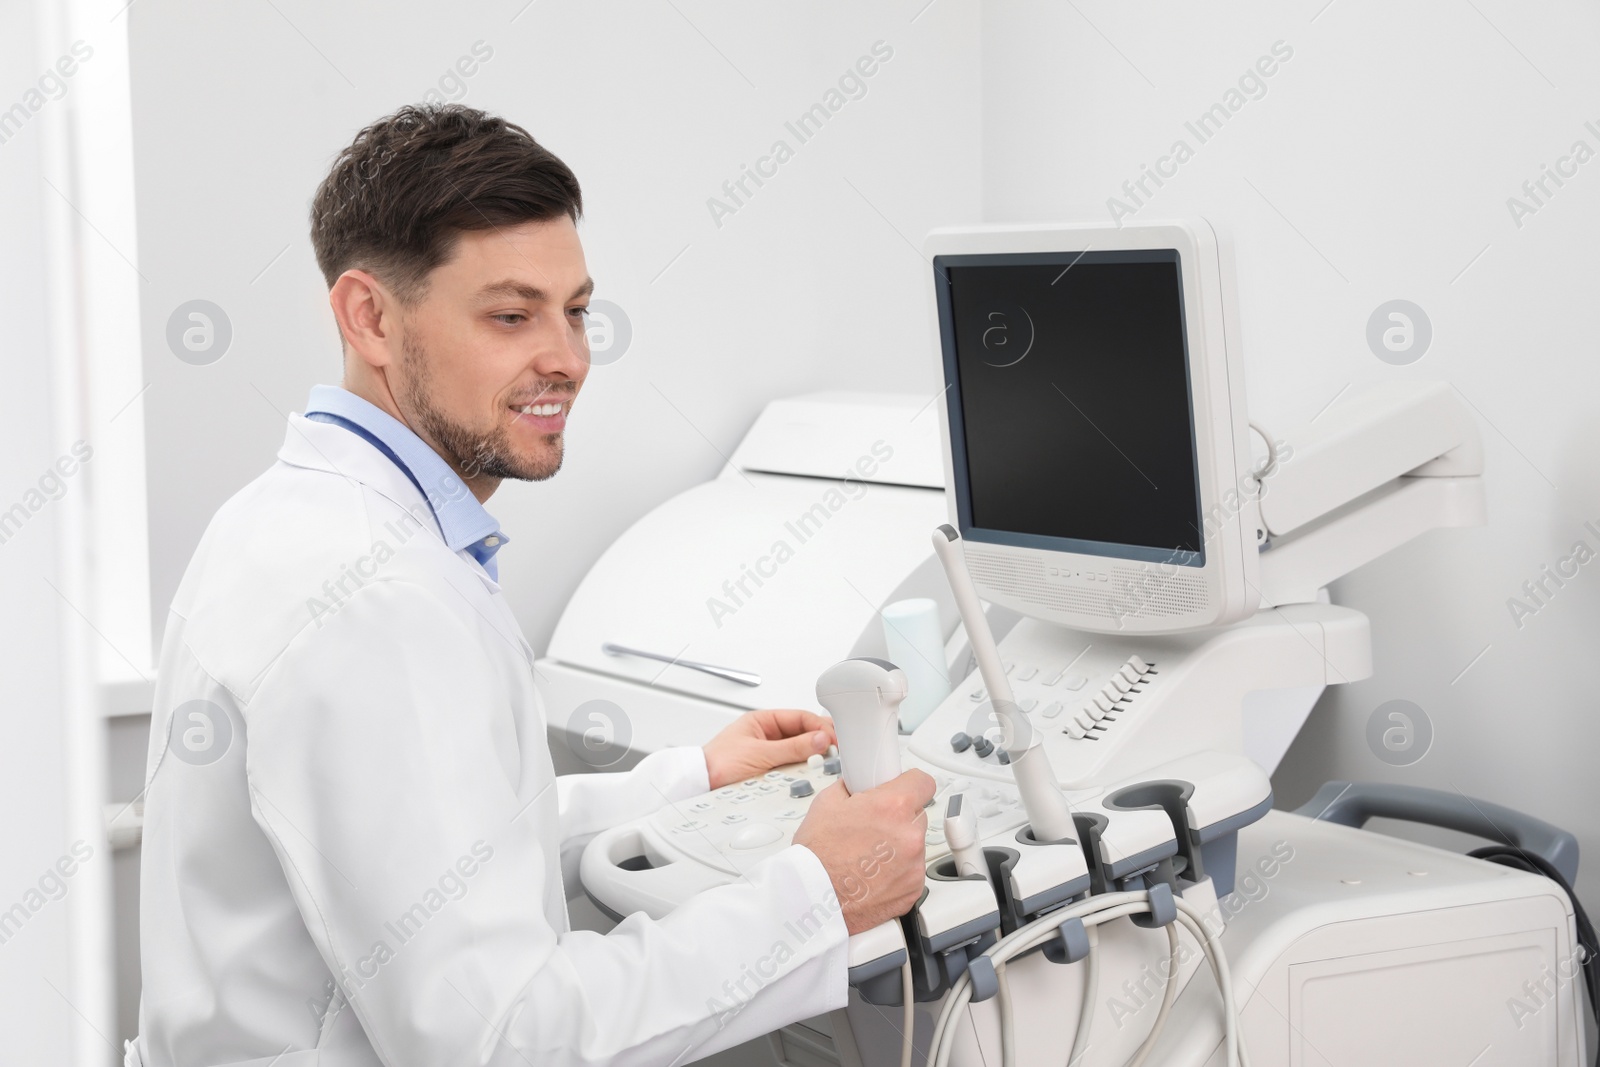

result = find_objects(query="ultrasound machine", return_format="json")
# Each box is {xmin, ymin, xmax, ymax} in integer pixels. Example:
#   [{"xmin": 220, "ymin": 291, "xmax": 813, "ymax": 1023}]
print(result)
[{"xmin": 565, "ymin": 221, "xmax": 1591, "ymax": 1066}]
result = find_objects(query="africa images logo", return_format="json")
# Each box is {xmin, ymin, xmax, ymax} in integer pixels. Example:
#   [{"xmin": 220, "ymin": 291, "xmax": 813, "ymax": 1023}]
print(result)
[{"xmin": 167, "ymin": 699, "xmax": 236, "ymax": 766}]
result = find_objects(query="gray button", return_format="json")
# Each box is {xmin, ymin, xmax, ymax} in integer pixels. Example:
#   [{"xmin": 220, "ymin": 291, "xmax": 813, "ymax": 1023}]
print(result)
[
  {"xmin": 822, "ymin": 757, "xmax": 842, "ymax": 776},
  {"xmin": 973, "ymin": 737, "xmax": 994, "ymax": 758},
  {"xmin": 789, "ymin": 780, "xmax": 814, "ymax": 798},
  {"xmin": 950, "ymin": 732, "xmax": 972, "ymax": 753}
]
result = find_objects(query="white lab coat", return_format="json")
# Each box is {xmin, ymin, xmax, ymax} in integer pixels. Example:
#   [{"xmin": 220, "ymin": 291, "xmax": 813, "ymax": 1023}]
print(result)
[{"xmin": 131, "ymin": 414, "xmax": 848, "ymax": 1067}]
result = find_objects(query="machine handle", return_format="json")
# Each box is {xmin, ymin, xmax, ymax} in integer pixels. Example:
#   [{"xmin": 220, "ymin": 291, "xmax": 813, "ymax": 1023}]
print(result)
[
  {"xmin": 579, "ymin": 825, "xmax": 738, "ymax": 922},
  {"xmin": 601, "ymin": 643, "xmax": 762, "ymax": 687},
  {"xmin": 1296, "ymin": 780, "xmax": 1579, "ymax": 885}
]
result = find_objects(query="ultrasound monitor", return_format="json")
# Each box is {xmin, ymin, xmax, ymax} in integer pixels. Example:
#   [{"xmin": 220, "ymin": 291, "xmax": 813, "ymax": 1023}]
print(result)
[{"xmin": 925, "ymin": 221, "xmax": 1259, "ymax": 633}]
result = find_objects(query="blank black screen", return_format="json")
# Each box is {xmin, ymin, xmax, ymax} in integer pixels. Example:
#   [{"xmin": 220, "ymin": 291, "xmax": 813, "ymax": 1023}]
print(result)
[{"xmin": 938, "ymin": 251, "xmax": 1204, "ymax": 562}]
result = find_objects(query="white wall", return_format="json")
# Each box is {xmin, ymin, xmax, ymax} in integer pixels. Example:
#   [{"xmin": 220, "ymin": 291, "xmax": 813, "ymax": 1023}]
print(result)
[
  {"xmin": 982, "ymin": 0, "xmax": 1600, "ymax": 909},
  {"xmin": 129, "ymin": 0, "xmax": 983, "ymax": 658}
]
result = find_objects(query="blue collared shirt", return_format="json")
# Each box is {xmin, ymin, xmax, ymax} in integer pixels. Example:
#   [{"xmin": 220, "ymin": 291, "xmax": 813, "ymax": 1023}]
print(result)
[{"xmin": 303, "ymin": 384, "xmax": 509, "ymax": 581}]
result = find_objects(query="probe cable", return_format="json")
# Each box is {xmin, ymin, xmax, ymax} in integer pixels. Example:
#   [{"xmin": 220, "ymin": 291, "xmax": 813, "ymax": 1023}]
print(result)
[
  {"xmin": 922, "ymin": 890, "xmax": 1248, "ymax": 1067},
  {"xmin": 1065, "ymin": 924, "xmax": 1099, "ymax": 1066},
  {"xmin": 1247, "ymin": 421, "xmax": 1280, "ymax": 483},
  {"xmin": 899, "ymin": 959, "xmax": 916, "ymax": 1067}
]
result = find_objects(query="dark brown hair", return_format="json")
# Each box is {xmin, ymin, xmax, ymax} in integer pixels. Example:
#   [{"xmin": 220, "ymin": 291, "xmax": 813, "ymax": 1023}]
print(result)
[{"xmin": 309, "ymin": 104, "xmax": 582, "ymax": 304}]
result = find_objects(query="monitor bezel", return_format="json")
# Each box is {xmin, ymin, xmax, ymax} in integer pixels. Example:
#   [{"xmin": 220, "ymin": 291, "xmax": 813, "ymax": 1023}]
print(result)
[
  {"xmin": 932, "ymin": 247, "xmax": 1208, "ymax": 568},
  {"xmin": 922, "ymin": 220, "xmax": 1259, "ymax": 634}
]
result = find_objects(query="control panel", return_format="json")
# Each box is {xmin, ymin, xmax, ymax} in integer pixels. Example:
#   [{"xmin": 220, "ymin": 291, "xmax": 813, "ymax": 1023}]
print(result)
[
  {"xmin": 948, "ymin": 652, "xmax": 1156, "ymax": 749},
  {"xmin": 912, "ymin": 620, "xmax": 1174, "ymax": 787},
  {"xmin": 904, "ymin": 611, "xmax": 1316, "ymax": 789},
  {"xmin": 647, "ymin": 749, "xmax": 1030, "ymax": 878}
]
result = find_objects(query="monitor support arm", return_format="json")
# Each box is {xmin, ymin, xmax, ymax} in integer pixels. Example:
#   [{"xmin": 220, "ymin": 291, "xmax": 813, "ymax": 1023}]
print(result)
[{"xmin": 1252, "ymin": 381, "xmax": 1486, "ymax": 606}]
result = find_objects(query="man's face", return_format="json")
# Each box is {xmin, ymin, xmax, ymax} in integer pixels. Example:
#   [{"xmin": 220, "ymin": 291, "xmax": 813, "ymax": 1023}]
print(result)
[{"xmin": 391, "ymin": 215, "xmax": 592, "ymax": 483}]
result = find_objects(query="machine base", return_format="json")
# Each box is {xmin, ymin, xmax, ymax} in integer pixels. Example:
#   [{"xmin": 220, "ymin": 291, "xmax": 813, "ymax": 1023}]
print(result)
[{"xmin": 828, "ymin": 810, "xmax": 1584, "ymax": 1067}]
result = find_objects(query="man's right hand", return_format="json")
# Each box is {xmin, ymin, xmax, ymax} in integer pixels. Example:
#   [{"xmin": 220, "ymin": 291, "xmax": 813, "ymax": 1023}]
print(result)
[{"xmin": 792, "ymin": 770, "xmax": 937, "ymax": 935}]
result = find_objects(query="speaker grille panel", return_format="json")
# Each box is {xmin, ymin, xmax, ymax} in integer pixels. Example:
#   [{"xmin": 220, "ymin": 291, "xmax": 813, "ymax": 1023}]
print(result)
[{"xmin": 967, "ymin": 546, "xmax": 1209, "ymax": 622}]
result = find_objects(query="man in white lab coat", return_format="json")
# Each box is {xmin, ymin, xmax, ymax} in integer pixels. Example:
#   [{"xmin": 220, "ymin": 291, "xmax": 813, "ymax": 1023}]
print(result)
[{"xmin": 131, "ymin": 104, "xmax": 935, "ymax": 1067}]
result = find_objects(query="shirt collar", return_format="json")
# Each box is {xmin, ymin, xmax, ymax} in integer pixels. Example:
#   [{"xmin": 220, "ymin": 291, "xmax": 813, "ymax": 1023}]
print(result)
[{"xmin": 302, "ymin": 385, "xmax": 508, "ymax": 564}]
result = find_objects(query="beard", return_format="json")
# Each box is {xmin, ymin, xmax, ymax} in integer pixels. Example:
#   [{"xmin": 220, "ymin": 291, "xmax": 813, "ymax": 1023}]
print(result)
[{"xmin": 399, "ymin": 330, "xmax": 568, "ymax": 483}]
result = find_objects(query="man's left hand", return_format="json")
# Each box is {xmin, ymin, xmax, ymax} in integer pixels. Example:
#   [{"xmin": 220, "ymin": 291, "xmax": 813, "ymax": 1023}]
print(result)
[{"xmin": 704, "ymin": 709, "xmax": 836, "ymax": 790}]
